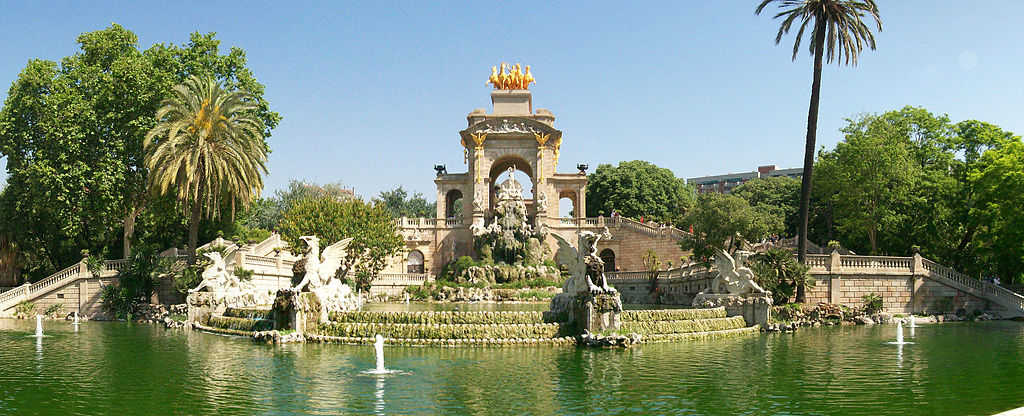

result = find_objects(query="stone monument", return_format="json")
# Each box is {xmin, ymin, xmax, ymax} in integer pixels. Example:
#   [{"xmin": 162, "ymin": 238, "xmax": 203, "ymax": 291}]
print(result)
[
  {"xmin": 546, "ymin": 229, "xmax": 623, "ymax": 333},
  {"xmin": 692, "ymin": 249, "xmax": 772, "ymax": 326},
  {"xmin": 274, "ymin": 235, "xmax": 363, "ymax": 330},
  {"xmin": 186, "ymin": 251, "xmax": 274, "ymax": 323}
]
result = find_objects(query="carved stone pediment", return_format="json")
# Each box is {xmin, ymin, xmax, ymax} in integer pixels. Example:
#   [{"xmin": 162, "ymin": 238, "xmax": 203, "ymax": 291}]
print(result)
[{"xmin": 460, "ymin": 117, "xmax": 561, "ymax": 142}]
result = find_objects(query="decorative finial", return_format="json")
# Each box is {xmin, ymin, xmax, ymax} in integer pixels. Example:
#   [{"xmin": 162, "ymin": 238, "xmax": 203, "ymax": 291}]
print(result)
[{"xmin": 487, "ymin": 63, "xmax": 535, "ymax": 90}]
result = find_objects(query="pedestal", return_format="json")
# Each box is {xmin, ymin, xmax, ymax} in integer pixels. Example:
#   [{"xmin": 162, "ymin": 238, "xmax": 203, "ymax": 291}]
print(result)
[
  {"xmin": 272, "ymin": 290, "xmax": 322, "ymax": 334},
  {"xmin": 546, "ymin": 291, "xmax": 624, "ymax": 334},
  {"xmin": 186, "ymin": 292, "xmax": 224, "ymax": 325},
  {"xmin": 692, "ymin": 292, "xmax": 772, "ymax": 327},
  {"xmin": 576, "ymin": 292, "xmax": 623, "ymax": 333}
]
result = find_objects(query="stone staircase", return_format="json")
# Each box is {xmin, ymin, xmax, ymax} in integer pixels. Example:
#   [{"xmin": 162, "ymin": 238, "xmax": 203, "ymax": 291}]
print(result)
[{"xmin": 0, "ymin": 234, "xmax": 289, "ymax": 317}]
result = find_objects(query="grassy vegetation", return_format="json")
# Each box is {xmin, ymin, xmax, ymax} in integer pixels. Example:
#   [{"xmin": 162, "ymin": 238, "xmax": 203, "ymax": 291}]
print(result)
[
  {"xmin": 620, "ymin": 307, "xmax": 726, "ymax": 322},
  {"xmin": 207, "ymin": 315, "xmax": 274, "ymax": 332},
  {"xmin": 619, "ymin": 316, "xmax": 746, "ymax": 335}
]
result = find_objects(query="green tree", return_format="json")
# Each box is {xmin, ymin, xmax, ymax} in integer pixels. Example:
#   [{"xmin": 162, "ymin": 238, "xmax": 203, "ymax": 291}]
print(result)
[
  {"xmin": 585, "ymin": 160, "xmax": 695, "ymax": 224},
  {"xmin": 969, "ymin": 139, "xmax": 1024, "ymax": 283},
  {"xmin": 237, "ymin": 180, "xmax": 354, "ymax": 231},
  {"xmin": 277, "ymin": 196, "xmax": 404, "ymax": 292},
  {"xmin": 756, "ymin": 0, "xmax": 882, "ymax": 264},
  {"xmin": 679, "ymin": 193, "xmax": 782, "ymax": 265},
  {"xmin": 731, "ymin": 176, "xmax": 801, "ymax": 237},
  {"xmin": 144, "ymin": 75, "xmax": 268, "ymax": 262},
  {"xmin": 814, "ymin": 113, "xmax": 916, "ymax": 254},
  {"xmin": 0, "ymin": 24, "xmax": 279, "ymax": 279},
  {"xmin": 377, "ymin": 186, "xmax": 436, "ymax": 218}
]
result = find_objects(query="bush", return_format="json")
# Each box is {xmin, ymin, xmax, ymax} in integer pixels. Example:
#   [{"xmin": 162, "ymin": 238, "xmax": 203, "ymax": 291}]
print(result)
[
  {"xmin": 862, "ymin": 293, "xmax": 884, "ymax": 314},
  {"xmin": 43, "ymin": 303, "xmax": 64, "ymax": 318},
  {"xmin": 234, "ymin": 267, "xmax": 254, "ymax": 282},
  {"xmin": 100, "ymin": 284, "xmax": 135, "ymax": 320},
  {"xmin": 15, "ymin": 301, "xmax": 36, "ymax": 318}
]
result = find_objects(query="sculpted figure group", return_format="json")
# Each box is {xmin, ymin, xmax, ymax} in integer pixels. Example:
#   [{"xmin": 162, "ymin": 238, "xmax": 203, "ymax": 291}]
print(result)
[
  {"xmin": 487, "ymin": 63, "xmax": 535, "ymax": 90},
  {"xmin": 188, "ymin": 251, "xmax": 273, "ymax": 307},
  {"xmin": 553, "ymin": 228, "xmax": 616, "ymax": 296}
]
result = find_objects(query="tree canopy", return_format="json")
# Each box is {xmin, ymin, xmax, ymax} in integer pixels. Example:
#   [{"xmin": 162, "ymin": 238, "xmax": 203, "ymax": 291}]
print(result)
[
  {"xmin": 277, "ymin": 195, "xmax": 403, "ymax": 292},
  {"xmin": 585, "ymin": 160, "xmax": 694, "ymax": 224},
  {"xmin": 0, "ymin": 24, "xmax": 279, "ymax": 279},
  {"xmin": 679, "ymin": 193, "xmax": 782, "ymax": 265},
  {"xmin": 731, "ymin": 176, "xmax": 801, "ymax": 237},
  {"xmin": 376, "ymin": 186, "xmax": 435, "ymax": 218}
]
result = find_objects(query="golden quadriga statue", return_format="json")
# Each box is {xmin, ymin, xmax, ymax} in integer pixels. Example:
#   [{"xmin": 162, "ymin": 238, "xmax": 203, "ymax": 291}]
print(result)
[{"xmin": 488, "ymin": 63, "xmax": 535, "ymax": 90}]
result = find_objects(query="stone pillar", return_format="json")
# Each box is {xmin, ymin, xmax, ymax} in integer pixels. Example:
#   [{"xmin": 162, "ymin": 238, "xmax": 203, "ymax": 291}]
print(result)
[
  {"xmin": 911, "ymin": 253, "xmax": 924, "ymax": 314},
  {"xmin": 828, "ymin": 250, "xmax": 842, "ymax": 304},
  {"xmin": 575, "ymin": 293, "xmax": 623, "ymax": 333}
]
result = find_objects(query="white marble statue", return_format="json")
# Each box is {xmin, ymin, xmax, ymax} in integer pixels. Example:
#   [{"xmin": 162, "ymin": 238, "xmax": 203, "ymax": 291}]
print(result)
[
  {"xmin": 535, "ymin": 190, "xmax": 548, "ymax": 212},
  {"xmin": 189, "ymin": 252, "xmax": 272, "ymax": 307},
  {"xmin": 707, "ymin": 249, "xmax": 767, "ymax": 295},
  {"xmin": 553, "ymin": 229, "xmax": 616, "ymax": 295},
  {"xmin": 291, "ymin": 235, "xmax": 362, "ymax": 318}
]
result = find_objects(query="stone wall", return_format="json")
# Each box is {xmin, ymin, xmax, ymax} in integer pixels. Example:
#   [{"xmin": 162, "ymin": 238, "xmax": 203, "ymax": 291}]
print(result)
[
  {"xmin": 25, "ymin": 276, "xmax": 116, "ymax": 319},
  {"xmin": 607, "ymin": 252, "xmax": 1012, "ymax": 315}
]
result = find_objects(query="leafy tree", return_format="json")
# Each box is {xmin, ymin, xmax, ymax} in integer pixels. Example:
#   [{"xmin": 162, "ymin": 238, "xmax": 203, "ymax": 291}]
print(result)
[
  {"xmin": 756, "ymin": 0, "xmax": 882, "ymax": 264},
  {"xmin": 679, "ymin": 193, "xmax": 782, "ymax": 265},
  {"xmin": 0, "ymin": 24, "xmax": 279, "ymax": 279},
  {"xmin": 237, "ymin": 180, "xmax": 354, "ymax": 231},
  {"xmin": 377, "ymin": 186, "xmax": 435, "ymax": 218},
  {"xmin": 144, "ymin": 75, "xmax": 268, "ymax": 263},
  {"xmin": 731, "ymin": 176, "xmax": 801, "ymax": 237},
  {"xmin": 585, "ymin": 160, "xmax": 695, "ymax": 224},
  {"xmin": 969, "ymin": 139, "xmax": 1024, "ymax": 283},
  {"xmin": 814, "ymin": 112, "xmax": 917, "ymax": 254},
  {"xmin": 277, "ymin": 196, "xmax": 403, "ymax": 292}
]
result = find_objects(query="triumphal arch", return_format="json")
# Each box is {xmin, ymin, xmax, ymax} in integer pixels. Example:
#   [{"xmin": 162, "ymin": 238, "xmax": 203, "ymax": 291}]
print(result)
[{"xmin": 381, "ymin": 64, "xmax": 688, "ymax": 281}]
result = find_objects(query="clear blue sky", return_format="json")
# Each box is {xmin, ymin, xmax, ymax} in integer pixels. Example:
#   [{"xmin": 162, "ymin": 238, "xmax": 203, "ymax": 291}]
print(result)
[{"xmin": 1, "ymin": 1, "xmax": 1022, "ymax": 203}]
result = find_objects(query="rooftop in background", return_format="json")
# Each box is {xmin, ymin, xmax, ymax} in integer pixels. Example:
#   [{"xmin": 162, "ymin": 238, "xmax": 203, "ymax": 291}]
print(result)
[{"xmin": 687, "ymin": 165, "xmax": 801, "ymax": 194}]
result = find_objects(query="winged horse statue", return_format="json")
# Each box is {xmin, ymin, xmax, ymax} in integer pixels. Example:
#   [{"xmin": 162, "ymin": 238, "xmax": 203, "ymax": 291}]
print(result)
[
  {"xmin": 291, "ymin": 235, "xmax": 361, "ymax": 319},
  {"xmin": 552, "ymin": 229, "xmax": 616, "ymax": 295}
]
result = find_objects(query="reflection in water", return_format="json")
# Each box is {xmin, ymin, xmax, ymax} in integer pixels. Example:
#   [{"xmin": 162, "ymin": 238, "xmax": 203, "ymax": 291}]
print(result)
[
  {"xmin": 375, "ymin": 377, "xmax": 384, "ymax": 415},
  {"xmin": 1, "ymin": 319, "xmax": 1023, "ymax": 415}
]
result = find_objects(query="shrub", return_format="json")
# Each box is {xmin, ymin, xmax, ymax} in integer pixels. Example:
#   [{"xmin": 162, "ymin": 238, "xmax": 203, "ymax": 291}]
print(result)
[
  {"xmin": 234, "ymin": 267, "xmax": 254, "ymax": 282},
  {"xmin": 827, "ymin": 240, "xmax": 842, "ymax": 251},
  {"xmin": 100, "ymin": 284, "xmax": 135, "ymax": 320},
  {"xmin": 862, "ymin": 293, "xmax": 884, "ymax": 315},
  {"xmin": 81, "ymin": 249, "xmax": 105, "ymax": 278},
  {"xmin": 43, "ymin": 303, "xmax": 63, "ymax": 318},
  {"xmin": 15, "ymin": 301, "xmax": 36, "ymax": 318}
]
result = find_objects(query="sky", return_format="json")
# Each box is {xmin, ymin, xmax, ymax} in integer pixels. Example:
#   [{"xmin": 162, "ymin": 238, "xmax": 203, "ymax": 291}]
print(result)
[{"xmin": 1, "ymin": 1, "xmax": 1022, "ymax": 204}]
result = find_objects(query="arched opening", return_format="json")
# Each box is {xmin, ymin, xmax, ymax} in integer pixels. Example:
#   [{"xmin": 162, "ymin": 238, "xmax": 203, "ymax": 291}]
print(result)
[
  {"xmin": 599, "ymin": 249, "xmax": 616, "ymax": 272},
  {"xmin": 445, "ymin": 189, "xmax": 463, "ymax": 219},
  {"xmin": 488, "ymin": 155, "xmax": 534, "ymax": 212},
  {"xmin": 406, "ymin": 250, "xmax": 425, "ymax": 274},
  {"xmin": 558, "ymin": 191, "xmax": 577, "ymax": 218}
]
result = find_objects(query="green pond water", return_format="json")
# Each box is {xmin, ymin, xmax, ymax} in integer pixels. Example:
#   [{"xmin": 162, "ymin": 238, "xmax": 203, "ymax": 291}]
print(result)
[{"xmin": 2, "ymin": 318, "xmax": 1023, "ymax": 415}]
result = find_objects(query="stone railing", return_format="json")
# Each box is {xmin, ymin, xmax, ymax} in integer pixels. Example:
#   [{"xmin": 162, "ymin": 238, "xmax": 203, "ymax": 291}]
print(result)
[
  {"xmin": 394, "ymin": 217, "xmax": 465, "ymax": 230},
  {"xmin": 922, "ymin": 259, "xmax": 1024, "ymax": 312},
  {"xmin": 0, "ymin": 258, "xmax": 133, "ymax": 313},
  {"xmin": 840, "ymin": 255, "xmax": 912, "ymax": 270},
  {"xmin": 374, "ymin": 273, "xmax": 430, "ymax": 284}
]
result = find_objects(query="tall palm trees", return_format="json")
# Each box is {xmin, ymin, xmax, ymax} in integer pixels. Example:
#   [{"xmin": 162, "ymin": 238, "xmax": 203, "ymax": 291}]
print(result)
[
  {"xmin": 756, "ymin": 0, "xmax": 882, "ymax": 301},
  {"xmin": 144, "ymin": 75, "xmax": 267, "ymax": 262}
]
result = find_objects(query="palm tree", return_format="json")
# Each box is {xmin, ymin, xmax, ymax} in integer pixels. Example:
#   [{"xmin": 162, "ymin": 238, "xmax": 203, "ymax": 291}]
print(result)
[
  {"xmin": 144, "ymin": 75, "xmax": 267, "ymax": 262},
  {"xmin": 756, "ymin": 0, "xmax": 881, "ymax": 302}
]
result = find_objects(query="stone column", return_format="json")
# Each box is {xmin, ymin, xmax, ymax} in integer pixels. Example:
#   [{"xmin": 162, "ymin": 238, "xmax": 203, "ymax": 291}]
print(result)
[{"xmin": 911, "ymin": 253, "xmax": 924, "ymax": 314}]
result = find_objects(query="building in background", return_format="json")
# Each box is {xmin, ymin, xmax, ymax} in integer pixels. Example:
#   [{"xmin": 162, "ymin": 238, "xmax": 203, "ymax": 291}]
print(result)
[{"xmin": 688, "ymin": 165, "xmax": 801, "ymax": 194}]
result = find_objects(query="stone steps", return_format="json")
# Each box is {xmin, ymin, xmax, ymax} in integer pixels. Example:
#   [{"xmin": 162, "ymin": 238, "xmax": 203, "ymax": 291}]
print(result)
[
  {"xmin": 620, "ymin": 307, "xmax": 727, "ymax": 322},
  {"xmin": 619, "ymin": 316, "xmax": 747, "ymax": 335},
  {"xmin": 328, "ymin": 310, "xmax": 549, "ymax": 325}
]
